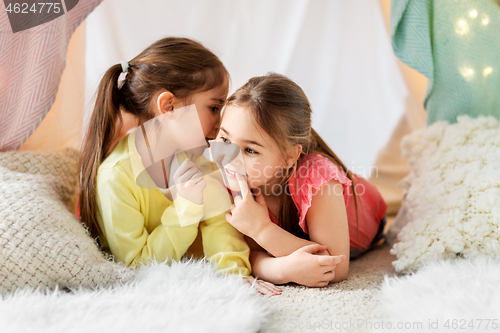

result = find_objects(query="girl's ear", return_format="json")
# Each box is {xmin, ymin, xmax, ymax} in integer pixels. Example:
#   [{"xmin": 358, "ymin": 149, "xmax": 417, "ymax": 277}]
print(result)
[
  {"xmin": 155, "ymin": 91, "xmax": 176, "ymax": 117},
  {"xmin": 285, "ymin": 144, "xmax": 302, "ymax": 169}
]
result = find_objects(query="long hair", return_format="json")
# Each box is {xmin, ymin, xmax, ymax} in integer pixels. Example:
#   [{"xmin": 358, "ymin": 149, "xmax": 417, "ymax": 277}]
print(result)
[
  {"xmin": 80, "ymin": 37, "xmax": 228, "ymax": 238},
  {"xmin": 226, "ymin": 73, "xmax": 359, "ymax": 240}
]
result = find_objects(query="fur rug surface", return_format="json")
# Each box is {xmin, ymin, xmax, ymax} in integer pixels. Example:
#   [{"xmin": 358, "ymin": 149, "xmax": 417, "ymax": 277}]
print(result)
[
  {"xmin": 378, "ymin": 255, "xmax": 500, "ymax": 333},
  {"xmin": 3, "ymin": 236, "xmax": 498, "ymax": 333},
  {"xmin": 0, "ymin": 260, "xmax": 270, "ymax": 333}
]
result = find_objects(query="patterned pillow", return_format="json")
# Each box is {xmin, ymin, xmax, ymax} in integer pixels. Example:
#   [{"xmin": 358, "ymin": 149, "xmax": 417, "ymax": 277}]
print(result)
[{"xmin": 0, "ymin": 149, "xmax": 133, "ymax": 294}]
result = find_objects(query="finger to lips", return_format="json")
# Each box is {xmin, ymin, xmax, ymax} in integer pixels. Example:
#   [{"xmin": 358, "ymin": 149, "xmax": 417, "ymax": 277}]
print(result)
[{"xmin": 235, "ymin": 173, "xmax": 250, "ymax": 199}]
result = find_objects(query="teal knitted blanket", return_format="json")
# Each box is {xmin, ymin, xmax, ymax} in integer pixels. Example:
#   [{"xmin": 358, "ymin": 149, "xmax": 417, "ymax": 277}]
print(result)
[{"xmin": 391, "ymin": 0, "xmax": 500, "ymax": 124}]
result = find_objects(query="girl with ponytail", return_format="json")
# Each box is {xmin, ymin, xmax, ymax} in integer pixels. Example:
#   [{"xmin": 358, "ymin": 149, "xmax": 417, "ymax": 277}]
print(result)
[
  {"xmin": 80, "ymin": 37, "xmax": 280, "ymax": 295},
  {"xmin": 220, "ymin": 73, "xmax": 387, "ymax": 287}
]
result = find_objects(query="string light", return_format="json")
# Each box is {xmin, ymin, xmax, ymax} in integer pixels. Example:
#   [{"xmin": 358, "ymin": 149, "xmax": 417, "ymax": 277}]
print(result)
[
  {"xmin": 482, "ymin": 15, "xmax": 490, "ymax": 25},
  {"xmin": 483, "ymin": 67, "xmax": 493, "ymax": 77},
  {"xmin": 456, "ymin": 19, "xmax": 470, "ymax": 35},
  {"xmin": 469, "ymin": 9, "xmax": 478, "ymax": 19},
  {"xmin": 460, "ymin": 66, "xmax": 475, "ymax": 80}
]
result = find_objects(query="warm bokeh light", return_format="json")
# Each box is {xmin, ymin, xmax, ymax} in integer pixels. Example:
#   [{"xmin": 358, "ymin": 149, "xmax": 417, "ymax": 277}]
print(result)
[
  {"xmin": 456, "ymin": 19, "xmax": 470, "ymax": 35},
  {"xmin": 483, "ymin": 67, "xmax": 493, "ymax": 77},
  {"xmin": 460, "ymin": 66, "xmax": 475, "ymax": 80}
]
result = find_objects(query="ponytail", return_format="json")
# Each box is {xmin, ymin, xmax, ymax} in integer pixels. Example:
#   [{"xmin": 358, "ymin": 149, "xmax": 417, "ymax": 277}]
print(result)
[{"xmin": 80, "ymin": 64, "xmax": 123, "ymax": 238}]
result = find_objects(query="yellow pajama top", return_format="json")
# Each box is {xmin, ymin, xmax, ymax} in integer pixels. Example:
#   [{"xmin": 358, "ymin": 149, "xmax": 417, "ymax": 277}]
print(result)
[{"xmin": 95, "ymin": 133, "xmax": 251, "ymax": 277}]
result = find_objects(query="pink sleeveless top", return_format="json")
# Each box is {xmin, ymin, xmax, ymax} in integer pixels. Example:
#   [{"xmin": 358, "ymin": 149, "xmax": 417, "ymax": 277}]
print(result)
[{"xmin": 269, "ymin": 154, "xmax": 387, "ymax": 250}]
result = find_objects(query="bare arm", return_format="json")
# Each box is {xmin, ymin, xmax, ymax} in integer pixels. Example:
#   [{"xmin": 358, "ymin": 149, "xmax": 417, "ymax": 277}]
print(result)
[
  {"xmin": 250, "ymin": 250, "xmax": 288, "ymax": 284},
  {"xmin": 246, "ymin": 237, "xmax": 287, "ymax": 284},
  {"xmin": 247, "ymin": 237, "xmax": 345, "ymax": 287},
  {"xmin": 306, "ymin": 179, "xmax": 350, "ymax": 282},
  {"xmin": 228, "ymin": 174, "xmax": 347, "ymax": 286},
  {"xmin": 253, "ymin": 221, "xmax": 317, "ymax": 257}
]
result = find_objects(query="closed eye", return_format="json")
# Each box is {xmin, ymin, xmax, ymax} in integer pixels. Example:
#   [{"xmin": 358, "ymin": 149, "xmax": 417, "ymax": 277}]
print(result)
[{"xmin": 210, "ymin": 106, "xmax": 221, "ymax": 114}]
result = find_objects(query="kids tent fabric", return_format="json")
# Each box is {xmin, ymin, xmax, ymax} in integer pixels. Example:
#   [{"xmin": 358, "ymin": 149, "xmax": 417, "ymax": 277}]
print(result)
[{"xmin": 0, "ymin": 0, "xmax": 103, "ymax": 151}]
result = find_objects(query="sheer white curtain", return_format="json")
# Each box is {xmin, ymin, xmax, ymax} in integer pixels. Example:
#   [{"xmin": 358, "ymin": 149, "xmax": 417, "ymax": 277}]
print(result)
[{"xmin": 84, "ymin": 0, "xmax": 407, "ymax": 175}]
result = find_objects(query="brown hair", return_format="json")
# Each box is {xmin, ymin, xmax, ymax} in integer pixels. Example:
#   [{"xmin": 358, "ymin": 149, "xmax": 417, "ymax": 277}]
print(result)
[
  {"xmin": 226, "ymin": 73, "xmax": 359, "ymax": 240},
  {"xmin": 80, "ymin": 37, "xmax": 228, "ymax": 238}
]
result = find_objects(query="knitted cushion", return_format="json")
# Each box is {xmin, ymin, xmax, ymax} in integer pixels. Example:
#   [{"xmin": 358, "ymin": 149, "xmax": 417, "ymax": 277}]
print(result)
[
  {"xmin": 390, "ymin": 116, "xmax": 500, "ymax": 272},
  {"xmin": 0, "ymin": 149, "xmax": 134, "ymax": 294}
]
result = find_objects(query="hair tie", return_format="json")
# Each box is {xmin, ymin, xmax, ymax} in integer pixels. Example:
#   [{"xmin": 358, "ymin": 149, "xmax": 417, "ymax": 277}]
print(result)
[{"xmin": 120, "ymin": 61, "xmax": 130, "ymax": 74}]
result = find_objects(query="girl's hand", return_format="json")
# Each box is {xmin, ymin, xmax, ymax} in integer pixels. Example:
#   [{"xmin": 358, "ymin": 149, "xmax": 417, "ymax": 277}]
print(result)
[
  {"xmin": 281, "ymin": 244, "xmax": 346, "ymax": 287},
  {"xmin": 173, "ymin": 158, "xmax": 207, "ymax": 205},
  {"xmin": 225, "ymin": 173, "xmax": 272, "ymax": 239},
  {"xmin": 243, "ymin": 277, "xmax": 282, "ymax": 296}
]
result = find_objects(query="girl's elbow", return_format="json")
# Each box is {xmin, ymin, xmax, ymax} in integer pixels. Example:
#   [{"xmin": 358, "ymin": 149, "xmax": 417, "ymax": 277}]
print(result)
[
  {"xmin": 332, "ymin": 267, "xmax": 349, "ymax": 283},
  {"xmin": 332, "ymin": 274, "xmax": 348, "ymax": 283}
]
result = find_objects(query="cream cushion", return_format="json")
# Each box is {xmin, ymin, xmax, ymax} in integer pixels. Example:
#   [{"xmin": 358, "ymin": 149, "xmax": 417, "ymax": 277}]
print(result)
[
  {"xmin": 390, "ymin": 116, "xmax": 500, "ymax": 272},
  {"xmin": 0, "ymin": 149, "xmax": 133, "ymax": 294}
]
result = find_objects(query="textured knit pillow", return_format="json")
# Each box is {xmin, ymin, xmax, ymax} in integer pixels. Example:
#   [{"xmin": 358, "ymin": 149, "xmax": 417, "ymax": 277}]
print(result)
[
  {"xmin": 390, "ymin": 116, "xmax": 500, "ymax": 273},
  {"xmin": 0, "ymin": 149, "xmax": 134, "ymax": 294}
]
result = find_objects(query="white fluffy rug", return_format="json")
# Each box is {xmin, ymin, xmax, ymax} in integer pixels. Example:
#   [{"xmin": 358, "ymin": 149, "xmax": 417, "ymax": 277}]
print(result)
[
  {"xmin": 261, "ymin": 244, "xmax": 397, "ymax": 333},
  {"xmin": 0, "ymin": 260, "xmax": 270, "ymax": 333},
  {"xmin": 378, "ymin": 255, "xmax": 500, "ymax": 333}
]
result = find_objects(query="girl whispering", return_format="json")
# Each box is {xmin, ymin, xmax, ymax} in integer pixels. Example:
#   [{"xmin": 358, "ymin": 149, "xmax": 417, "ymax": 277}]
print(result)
[
  {"xmin": 80, "ymin": 37, "xmax": 280, "ymax": 295},
  {"xmin": 221, "ymin": 73, "xmax": 387, "ymax": 287}
]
